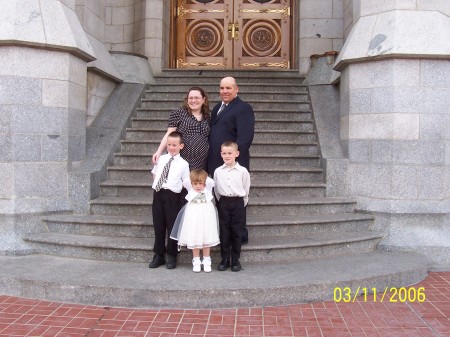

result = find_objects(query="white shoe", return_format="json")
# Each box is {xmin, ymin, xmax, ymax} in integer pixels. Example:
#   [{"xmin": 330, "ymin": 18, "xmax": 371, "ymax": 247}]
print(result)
[
  {"xmin": 202, "ymin": 256, "xmax": 212, "ymax": 273},
  {"xmin": 192, "ymin": 257, "xmax": 201, "ymax": 273}
]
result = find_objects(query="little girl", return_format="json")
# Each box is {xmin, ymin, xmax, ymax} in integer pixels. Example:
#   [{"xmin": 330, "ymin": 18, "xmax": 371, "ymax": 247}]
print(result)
[{"xmin": 170, "ymin": 169, "xmax": 220, "ymax": 272}]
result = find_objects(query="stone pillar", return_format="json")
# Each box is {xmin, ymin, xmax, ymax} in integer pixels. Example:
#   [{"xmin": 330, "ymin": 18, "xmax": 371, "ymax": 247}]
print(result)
[
  {"xmin": 298, "ymin": 0, "xmax": 344, "ymax": 76},
  {"xmin": 105, "ymin": 0, "xmax": 163, "ymax": 74},
  {"xmin": 105, "ymin": 0, "xmax": 135, "ymax": 53},
  {"xmin": 0, "ymin": 0, "xmax": 95, "ymax": 255},
  {"xmin": 334, "ymin": 1, "xmax": 450, "ymax": 268},
  {"xmin": 142, "ymin": 0, "xmax": 167, "ymax": 73},
  {"xmin": 76, "ymin": 1, "xmax": 123, "ymax": 126}
]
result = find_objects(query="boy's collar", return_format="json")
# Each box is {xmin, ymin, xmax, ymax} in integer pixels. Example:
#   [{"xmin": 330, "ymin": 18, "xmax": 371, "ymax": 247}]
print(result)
[{"xmin": 223, "ymin": 162, "xmax": 239, "ymax": 169}]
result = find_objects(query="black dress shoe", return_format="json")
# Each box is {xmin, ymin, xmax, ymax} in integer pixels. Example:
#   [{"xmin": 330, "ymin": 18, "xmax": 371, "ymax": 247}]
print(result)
[
  {"xmin": 217, "ymin": 258, "xmax": 230, "ymax": 271},
  {"xmin": 149, "ymin": 254, "xmax": 165, "ymax": 268},
  {"xmin": 166, "ymin": 255, "xmax": 177, "ymax": 269},
  {"xmin": 231, "ymin": 258, "xmax": 242, "ymax": 272}
]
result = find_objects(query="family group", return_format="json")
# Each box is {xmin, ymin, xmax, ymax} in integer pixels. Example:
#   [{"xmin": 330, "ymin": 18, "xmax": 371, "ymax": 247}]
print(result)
[{"xmin": 148, "ymin": 77, "xmax": 255, "ymax": 273}]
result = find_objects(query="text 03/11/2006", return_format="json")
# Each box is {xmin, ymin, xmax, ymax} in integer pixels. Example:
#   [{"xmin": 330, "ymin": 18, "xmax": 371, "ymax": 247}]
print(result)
[{"xmin": 333, "ymin": 286, "xmax": 426, "ymax": 303}]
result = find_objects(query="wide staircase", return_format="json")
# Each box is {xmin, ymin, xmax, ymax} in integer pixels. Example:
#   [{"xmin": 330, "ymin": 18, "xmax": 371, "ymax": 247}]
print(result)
[{"xmin": 19, "ymin": 70, "xmax": 427, "ymax": 309}]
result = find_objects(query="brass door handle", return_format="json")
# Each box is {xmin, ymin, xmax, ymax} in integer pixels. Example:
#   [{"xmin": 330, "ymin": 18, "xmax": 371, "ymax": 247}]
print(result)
[
  {"xmin": 228, "ymin": 22, "xmax": 239, "ymax": 40},
  {"xmin": 233, "ymin": 21, "xmax": 239, "ymax": 40}
]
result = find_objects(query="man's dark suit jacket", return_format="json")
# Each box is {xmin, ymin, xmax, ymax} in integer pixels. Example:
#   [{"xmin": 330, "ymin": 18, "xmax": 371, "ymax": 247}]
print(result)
[{"xmin": 207, "ymin": 96, "xmax": 255, "ymax": 175}]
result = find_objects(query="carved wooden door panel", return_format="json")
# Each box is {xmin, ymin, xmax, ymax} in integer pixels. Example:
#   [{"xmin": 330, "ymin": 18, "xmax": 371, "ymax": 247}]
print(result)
[
  {"xmin": 176, "ymin": 0, "xmax": 232, "ymax": 68},
  {"xmin": 233, "ymin": 0, "xmax": 290, "ymax": 69},
  {"xmin": 176, "ymin": 0, "xmax": 291, "ymax": 69}
]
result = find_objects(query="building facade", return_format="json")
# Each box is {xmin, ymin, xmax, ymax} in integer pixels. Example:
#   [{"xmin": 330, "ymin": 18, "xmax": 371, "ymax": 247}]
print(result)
[{"xmin": 0, "ymin": 0, "xmax": 449, "ymax": 268}]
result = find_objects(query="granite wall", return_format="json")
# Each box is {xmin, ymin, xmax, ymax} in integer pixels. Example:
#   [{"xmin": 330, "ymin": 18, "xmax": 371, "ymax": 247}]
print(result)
[
  {"xmin": 0, "ymin": 0, "xmax": 153, "ymax": 255},
  {"xmin": 334, "ymin": 0, "xmax": 450, "ymax": 268},
  {"xmin": 0, "ymin": 0, "xmax": 95, "ymax": 254}
]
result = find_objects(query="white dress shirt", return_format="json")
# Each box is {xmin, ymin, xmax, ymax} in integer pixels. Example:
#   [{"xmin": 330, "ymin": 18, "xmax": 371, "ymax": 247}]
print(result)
[
  {"xmin": 213, "ymin": 162, "xmax": 250, "ymax": 206},
  {"xmin": 152, "ymin": 153, "xmax": 189, "ymax": 193}
]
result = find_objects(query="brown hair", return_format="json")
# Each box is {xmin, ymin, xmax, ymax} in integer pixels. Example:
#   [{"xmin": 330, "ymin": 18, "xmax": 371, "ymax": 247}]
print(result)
[
  {"xmin": 167, "ymin": 130, "xmax": 184, "ymax": 144},
  {"xmin": 190, "ymin": 169, "xmax": 208, "ymax": 184},
  {"xmin": 182, "ymin": 86, "xmax": 210, "ymax": 118}
]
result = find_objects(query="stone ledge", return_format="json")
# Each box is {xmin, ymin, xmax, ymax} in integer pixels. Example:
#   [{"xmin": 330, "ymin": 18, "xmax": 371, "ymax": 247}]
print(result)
[
  {"xmin": 334, "ymin": 10, "xmax": 450, "ymax": 71},
  {"xmin": 0, "ymin": 0, "xmax": 95, "ymax": 62},
  {"xmin": 0, "ymin": 251, "xmax": 428, "ymax": 309}
]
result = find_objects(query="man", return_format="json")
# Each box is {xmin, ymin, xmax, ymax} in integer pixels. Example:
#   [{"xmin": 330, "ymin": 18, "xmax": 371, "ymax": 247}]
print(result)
[{"xmin": 208, "ymin": 77, "xmax": 255, "ymax": 244}]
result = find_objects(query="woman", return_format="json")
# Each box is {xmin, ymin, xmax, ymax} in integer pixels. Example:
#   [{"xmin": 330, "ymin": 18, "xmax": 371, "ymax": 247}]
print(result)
[{"xmin": 152, "ymin": 87, "xmax": 210, "ymax": 170}]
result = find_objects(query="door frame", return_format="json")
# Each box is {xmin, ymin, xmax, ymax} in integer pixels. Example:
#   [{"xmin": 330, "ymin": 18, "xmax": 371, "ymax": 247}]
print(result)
[{"xmin": 168, "ymin": 0, "xmax": 298, "ymax": 70}]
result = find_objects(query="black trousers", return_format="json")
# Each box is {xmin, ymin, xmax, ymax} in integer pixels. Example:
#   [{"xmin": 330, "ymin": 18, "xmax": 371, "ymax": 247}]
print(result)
[
  {"xmin": 217, "ymin": 196, "xmax": 245, "ymax": 260},
  {"xmin": 152, "ymin": 189, "xmax": 181, "ymax": 257}
]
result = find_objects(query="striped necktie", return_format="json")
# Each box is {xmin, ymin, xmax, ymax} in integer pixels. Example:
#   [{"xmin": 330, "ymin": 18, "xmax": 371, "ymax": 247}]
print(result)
[
  {"xmin": 217, "ymin": 103, "xmax": 226, "ymax": 116},
  {"xmin": 155, "ymin": 157, "xmax": 174, "ymax": 192}
]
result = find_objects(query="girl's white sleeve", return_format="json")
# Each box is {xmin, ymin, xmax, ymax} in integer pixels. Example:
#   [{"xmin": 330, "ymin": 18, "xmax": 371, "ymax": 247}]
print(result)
[
  {"xmin": 183, "ymin": 177, "xmax": 192, "ymax": 191},
  {"xmin": 205, "ymin": 177, "xmax": 215, "ymax": 194}
]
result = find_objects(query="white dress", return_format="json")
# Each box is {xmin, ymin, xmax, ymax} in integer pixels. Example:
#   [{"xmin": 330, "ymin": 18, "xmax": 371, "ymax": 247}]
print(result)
[{"xmin": 170, "ymin": 177, "xmax": 220, "ymax": 249}]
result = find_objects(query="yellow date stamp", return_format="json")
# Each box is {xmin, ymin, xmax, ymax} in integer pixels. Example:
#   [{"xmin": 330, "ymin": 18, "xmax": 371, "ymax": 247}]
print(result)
[{"xmin": 333, "ymin": 286, "xmax": 426, "ymax": 303}]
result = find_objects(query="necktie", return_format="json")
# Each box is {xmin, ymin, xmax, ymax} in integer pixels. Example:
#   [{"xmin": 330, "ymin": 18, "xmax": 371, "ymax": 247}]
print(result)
[
  {"xmin": 155, "ymin": 157, "xmax": 174, "ymax": 192},
  {"xmin": 217, "ymin": 103, "xmax": 226, "ymax": 116}
]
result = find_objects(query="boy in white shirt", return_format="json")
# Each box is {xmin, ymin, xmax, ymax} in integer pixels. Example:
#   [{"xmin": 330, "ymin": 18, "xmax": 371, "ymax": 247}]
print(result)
[
  {"xmin": 213, "ymin": 141, "xmax": 250, "ymax": 272},
  {"xmin": 149, "ymin": 131, "xmax": 190, "ymax": 269}
]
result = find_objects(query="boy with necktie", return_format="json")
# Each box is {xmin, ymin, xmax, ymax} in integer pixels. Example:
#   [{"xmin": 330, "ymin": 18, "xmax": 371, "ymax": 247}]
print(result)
[{"xmin": 149, "ymin": 131, "xmax": 190, "ymax": 269}]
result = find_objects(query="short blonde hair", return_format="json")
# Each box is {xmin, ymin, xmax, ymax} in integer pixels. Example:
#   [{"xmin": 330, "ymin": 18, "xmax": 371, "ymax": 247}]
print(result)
[
  {"xmin": 221, "ymin": 141, "xmax": 238, "ymax": 150},
  {"xmin": 190, "ymin": 169, "xmax": 208, "ymax": 184}
]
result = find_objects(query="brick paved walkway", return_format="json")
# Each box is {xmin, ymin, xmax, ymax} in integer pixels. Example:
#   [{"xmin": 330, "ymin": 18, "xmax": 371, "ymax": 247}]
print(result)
[{"xmin": 0, "ymin": 272, "xmax": 448, "ymax": 337}]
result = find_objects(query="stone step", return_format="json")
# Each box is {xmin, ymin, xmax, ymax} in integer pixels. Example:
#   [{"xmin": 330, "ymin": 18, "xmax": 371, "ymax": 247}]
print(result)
[
  {"xmin": 112, "ymin": 151, "xmax": 322, "ymax": 168},
  {"xmin": 119, "ymin": 139, "xmax": 319, "ymax": 156},
  {"xmin": 107, "ymin": 158, "xmax": 323, "ymax": 178},
  {"xmin": 157, "ymin": 69, "xmax": 304, "ymax": 77},
  {"xmin": 125, "ymin": 128, "xmax": 168, "ymax": 140},
  {"xmin": 251, "ymin": 142, "xmax": 319, "ymax": 155},
  {"xmin": 125, "ymin": 128, "xmax": 317, "ymax": 143},
  {"xmin": 100, "ymin": 180, "xmax": 154, "ymax": 197},
  {"xmin": 140, "ymin": 99, "xmax": 311, "ymax": 111},
  {"xmin": 88, "ymin": 197, "xmax": 150, "ymax": 216},
  {"xmin": 251, "ymin": 153, "xmax": 320, "ymax": 167},
  {"xmin": 99, "ymin": 180, "xmax": 325, "ymax": 198},
  {"xmin": 88, "ymin": 196, "xmax": 355, "ymax": 217},
  {"xmin": 112, "ymin": 153, "xmax": 154, "ymax": 166},
  {"xmin": 254, "ymin": 130, "xmax": 317, "ymax": 143},
  {"xmin": 115, "ymin": 139, "xmax": 319, "ymax": 157},
  {"xmin": 136, "ymin": 108, "xmax": 313, "ymax": 120},
  {"xmin": 130, "ymin": 117, "xmax": 314, "ymax": 131},
  {"xmin": 153, "ymin": 70, "xmax": 306, "ymax": 84},
  {"xmin": 146, "ymin": 83, "xmax": 308, "ymax": 93},
  {"xmin": 256, "ymin": 110, "xmax": 313, "ymax": 120},
  {"xmin": 41, "ymin": 215, "xmax": 152, "ymax": 238},
  {"xmin": 107, "ymin": 165, "xmax": 152, "ymax": 180},
  {"xmin": 0, "ymin": 252, "xmax": 428, "ymax": 309},
  {"xmin": 23, "ymin": 231, "xmax": 382, "ymax": 263},
  {"xmin": 39, "ymin": 213, "xmax": 374, "ymax": 238},
  {"xmin": 145, "ymin": 91, "xmax": 309, "ymax": 102},
  {"xmin": 250, "ymin": 167, "xmax": 323, "ymax": 182},
  {"xmin": 248, "ymin": 213, "xmax": 375, "ymax": 235},
  {"xmin": 247, "ymin": 197, "xmax": 355, "ymax": 216},
  {"xmin": 255, "ymin": 120, "xmax": 315, "ymax": 132}
]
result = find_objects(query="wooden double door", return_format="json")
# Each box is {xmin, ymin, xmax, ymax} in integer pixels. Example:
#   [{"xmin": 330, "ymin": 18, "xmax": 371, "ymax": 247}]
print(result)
[{"xmin": 175, "ymin": 0, "xmax": 292, "ymax": 69}]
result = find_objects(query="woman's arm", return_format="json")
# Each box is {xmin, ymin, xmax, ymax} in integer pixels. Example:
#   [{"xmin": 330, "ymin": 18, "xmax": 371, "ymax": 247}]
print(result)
[{"xmin": 152, "ymin": 127, "xmax": 177, "ymax": 164}]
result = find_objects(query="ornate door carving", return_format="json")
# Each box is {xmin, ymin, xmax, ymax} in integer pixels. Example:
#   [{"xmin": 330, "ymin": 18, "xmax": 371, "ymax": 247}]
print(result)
[{"xmin": 176, "ymin": 0, "xmax": 291, "ymax": 69}]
